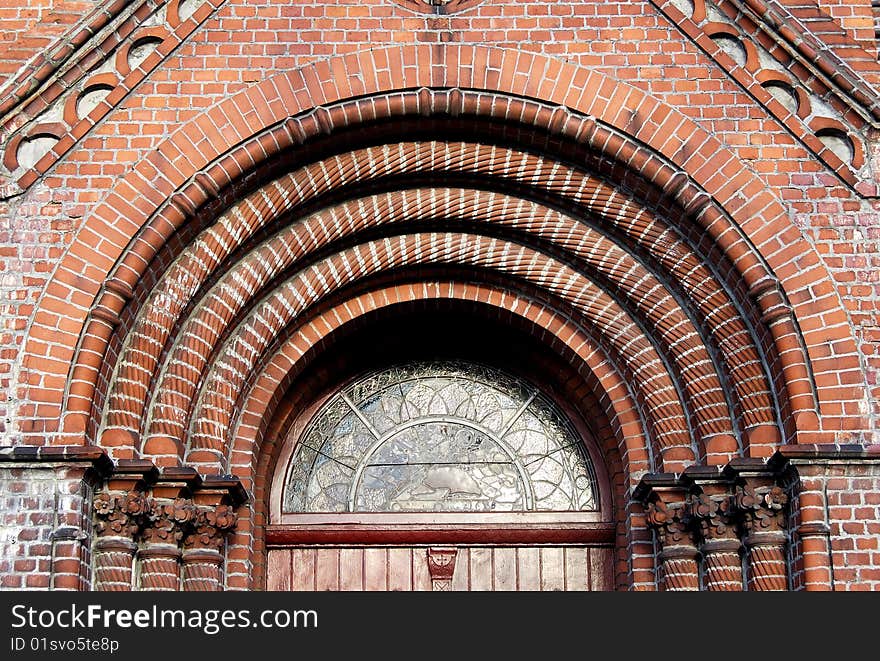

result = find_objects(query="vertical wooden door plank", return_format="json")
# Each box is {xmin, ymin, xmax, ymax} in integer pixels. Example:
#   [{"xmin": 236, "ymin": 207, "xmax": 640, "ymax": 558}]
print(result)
[
  {"xmin": 493, "ymin": 547, "xmax": 517, "ymax": 591},
  {"xmin": 339, "ymin": 547, "xmax": 364, "ymax": 591},
  {"xmin": 315, "ymin": 548, "xmax": 340, "ymax": 591},
  {"xmin": 291, "ymin": 548, "xmax": 317, "ymax": 591},
  {"xmin": 564, "ymin": 547, "xmax": 588, "ymax": 591},
  {"xmin": 589, "ymin": 547, "xmax": 614, "ymax": 591},
  {"xmin": 266, "ymin": 549, "xmax": 291, "ymax": 591},
  {"xmin": 387, "ymin": 547, "xmax": 412, "ymax": 591},
  {"xmin": 517, "ymin": 547, "xmax": 541, "ymax": 591},
  {"xmin": 450, "ymin": 547, "xmax": 469, "ymax": 590},
  {"xmin": 539, "ymin": 547, "xmax": 565, "ymax": 591},
  {"xmin": 469, "ymin": 547, "xmax": 493, "ymax": 591},
  {"xmin": 364, "ymin": 547, "xmax": 388, "ymax": 591}
]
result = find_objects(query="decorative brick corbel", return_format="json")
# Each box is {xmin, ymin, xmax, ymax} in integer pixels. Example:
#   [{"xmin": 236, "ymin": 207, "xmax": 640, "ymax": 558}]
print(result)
[
  {"xmin": 426, "ymin": 548, "xmax": 458, "ymax": 591},
  {"xmin": 635, "ymin": 475, "xmax": 700, "ymax": 591},
  {"xmin": 92, "ymin": 461, "xmax": 157, "ymax": 591}
]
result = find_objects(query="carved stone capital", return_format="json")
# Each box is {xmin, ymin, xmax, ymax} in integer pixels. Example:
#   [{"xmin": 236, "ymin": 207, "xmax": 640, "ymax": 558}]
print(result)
[
  {"xmin": 93, "ymin": 491, "xmax": 149, "ymax": 538},
  {"xmin": 646, "ymin": 498, "xmax": 695, "ymax": 550},
  {"xmin": 689, "ymin": 492, "xmax": 738, "ymax": 543},
  {"xmin": 143, "ymin": 498, "xmax": 198, "ymax": 545},
  {"xmin": 734, "ymin": 483, "xmax": 788, "ymax": 538},
  {"xmin": 183, "ymin": 504, "xmax": 238, "ymax": 551}
]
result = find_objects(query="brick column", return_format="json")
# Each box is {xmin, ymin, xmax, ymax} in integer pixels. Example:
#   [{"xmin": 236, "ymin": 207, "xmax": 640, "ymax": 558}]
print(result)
[
  {"xmin": 182, "ymin": 504, "xmax": 237, "ymax": 591},
  {"xmin": 638, "ymin": 477, "xmax": 700, "ymax": 591},
  {"xmin": 92, "ymin": 491, "xmax": 148, "ymax": 591},
  {"xmin": 139, "ymin": 498, "xmax": 197, "ymax": 591},
  {"xmin": 690, "ymin": 490, "xmax": 743, "ymax": 591},
  {"xmin": 138, "ymin": 469, "xmax": 201, "ymax": 591},
  {"xmin": 795, "ymin": 521, "xmax": 832, "ymax": 590},
  {"xmin": 735, "ymin": 480, "xmax": 789, "ymax": 591},
  {"xmin": 50, "ymin": 526, "xmax": 90, "ymax": 591}
]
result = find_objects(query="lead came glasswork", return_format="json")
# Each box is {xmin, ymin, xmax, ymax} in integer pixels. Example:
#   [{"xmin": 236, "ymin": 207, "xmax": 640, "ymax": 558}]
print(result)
[{"xmin": 284, "ymin": 362, "xmax": 598, "ymax": 512}]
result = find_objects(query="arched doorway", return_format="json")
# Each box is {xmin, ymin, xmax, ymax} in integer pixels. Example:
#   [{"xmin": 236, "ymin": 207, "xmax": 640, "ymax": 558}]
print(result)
[{"xmin": 265, "ymin": 308, "xmax": 616, "ymax": 591}]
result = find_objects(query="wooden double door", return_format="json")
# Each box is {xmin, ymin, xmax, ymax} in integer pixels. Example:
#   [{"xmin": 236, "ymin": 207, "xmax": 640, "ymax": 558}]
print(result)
[{"xmin": 267, "ymin": 543, "xmax": 614, "ymax": 591}]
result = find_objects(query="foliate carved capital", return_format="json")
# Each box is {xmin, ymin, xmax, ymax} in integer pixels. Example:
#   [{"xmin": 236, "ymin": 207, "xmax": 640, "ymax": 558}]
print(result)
[
  {"xmin": 93, "ymin": 492, "xmax": 149, "ymax": 538},
  {"xmin": 646, "ymin": 499, "xmax": 694, "ymax": 548},
  {"xmin": 183, "ymin": 505, "xmax": 238, "ymax": 551},
  {"xmin": 735, "ymin": 484, "xmax": 788, "ymax": 535},
  {"xmin": 143, "ymin": 498, "xmax": 198, "ymax": 545},
  {"xmin": 689, "ymin": 493, "xmax": 738, "ymax": 542}
]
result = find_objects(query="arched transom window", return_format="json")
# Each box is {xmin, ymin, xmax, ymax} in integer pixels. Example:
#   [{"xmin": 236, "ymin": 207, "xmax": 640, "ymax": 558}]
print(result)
[{"xmin": 283, "ymin": 362, "xmax": 598, "ymax": 513}]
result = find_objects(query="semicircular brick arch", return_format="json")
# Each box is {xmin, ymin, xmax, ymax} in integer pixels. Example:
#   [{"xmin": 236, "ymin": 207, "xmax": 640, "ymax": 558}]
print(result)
[
  {"xmin": 229, "ymin": 282, "xmax": 650, "ymax": 479},
  {"xmin": 138, "ymin": 187, "xmax": 750, "ymax": 465},
  {"xmin": 18, "ymin": 45, "xmax": 866, "ymax": 471},
  {"xmin": 103, "ymin": 171, "xmax": 778, "ymax": 472},
  {"xmin": 179, "ymin": 232, "xmax": 698, "ymax": 467}
]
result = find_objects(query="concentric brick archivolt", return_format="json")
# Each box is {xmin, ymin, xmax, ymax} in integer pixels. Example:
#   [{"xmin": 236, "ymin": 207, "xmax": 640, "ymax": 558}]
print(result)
[
  {"xmin": 146, "ymin": 188, "xmax": 774, "ymax": 459},
  {"xmin": 245, "ymin": 283, "xmax": 641, "ymax": 489},
  {"xmin": 97, "ymin": 143, "xmax": 776, "ymax": 465},
  {"xmin": 140, "ymin": 186, "xmax": 762, "ymax": 458},
  {"xmin": 231, "ymin": 282, "xmax": 649, "ymax": 472},
  {"xmin": 184, "ymin": 232, "xmax": 696, "ymax": 457}
]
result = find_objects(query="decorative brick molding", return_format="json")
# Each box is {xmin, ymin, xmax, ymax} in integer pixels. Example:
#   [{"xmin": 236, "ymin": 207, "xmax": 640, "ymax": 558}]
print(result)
[
  {"xmin": 632, "ymin": 450, "xmax": 880, "ymax": 590},
  {"xmin": 0, "ymin": 0, "xmax": 226, "ymax": 198},
  {"xmin": 93, "ymin": 492, "xmax": 150, "ymax": 540},
  {"xmin": 92, "ymin": 461, "xmax": 155, "ymax": 591},
  {"xmin": 73, "ymin": 453, "xmax": 247, "ymax": 591},
  {"xmin": 182, "ymin": 504, "xmax": 238, "ymax": 591},
  {"xmin": 684, "ymin": 468, "xmax": 744, "ymax": 591},
  {"xmin": 651, "ymin": 0, "xmax": 880, "ymax": 193},
  {"xmin": 139, "ymin": 498, "xmax": 198, "ymax": 591},
  {"xmin": 639, "ymin": 477, "xmax": 701, "ymax": 591},
  {"xmin": 734, "ymin": 480, "xmax": 789, "ymax": 590}
]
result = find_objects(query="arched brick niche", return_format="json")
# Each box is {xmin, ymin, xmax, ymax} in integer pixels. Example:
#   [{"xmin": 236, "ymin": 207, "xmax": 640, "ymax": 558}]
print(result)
[{"xmin": 13, "ymin": 46, "xmax": 869, "ymax": 590}]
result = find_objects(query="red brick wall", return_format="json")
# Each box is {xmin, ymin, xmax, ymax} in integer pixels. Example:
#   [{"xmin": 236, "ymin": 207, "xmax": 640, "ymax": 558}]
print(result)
[
  {"xmin": 790, "ymin": 460, "xmax": 880, "ymax": 590},
  {"xmin": 0, "ymin": 1, "xmax": 102, "ymax": 84},
  {"xmin": 0, "ymin": 463, "xmax": 93, "ymax": 589}
]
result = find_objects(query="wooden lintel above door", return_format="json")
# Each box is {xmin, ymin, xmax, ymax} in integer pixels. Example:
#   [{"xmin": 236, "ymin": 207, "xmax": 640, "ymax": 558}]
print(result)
[{"xmin": 267, "ymin": 514, "xmax": 615, "ymax": 546}]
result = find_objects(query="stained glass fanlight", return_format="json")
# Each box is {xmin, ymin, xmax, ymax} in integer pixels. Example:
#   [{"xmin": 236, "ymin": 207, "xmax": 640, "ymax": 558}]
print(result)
[{"xmin": 283, "ymin": 362, "xmax": 598, "ymax": 513}]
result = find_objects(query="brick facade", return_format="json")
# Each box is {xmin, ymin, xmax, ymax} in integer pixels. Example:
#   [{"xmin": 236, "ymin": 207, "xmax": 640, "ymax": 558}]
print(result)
[{"xmin": 0, "ymin": 0, "xmax": 879, "ymax": 590}]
